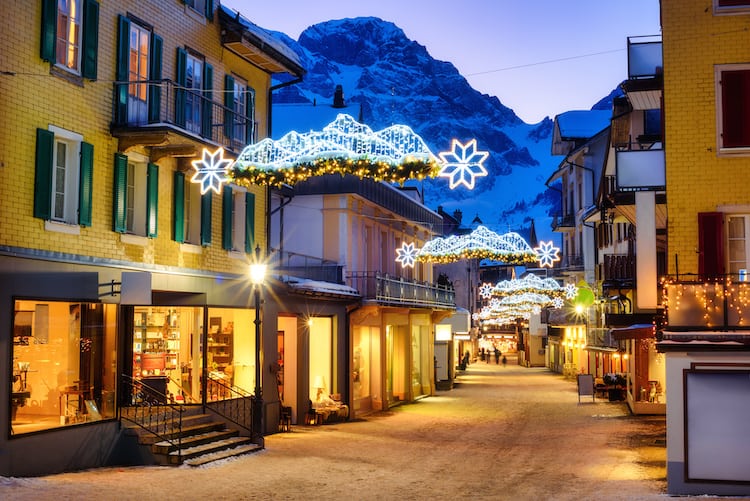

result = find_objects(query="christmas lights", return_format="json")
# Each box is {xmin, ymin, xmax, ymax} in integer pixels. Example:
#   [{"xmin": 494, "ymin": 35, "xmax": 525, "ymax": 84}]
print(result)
[
  {"xmin": 191, "ymin": 147, "xmax": 233, "ymax": 195},
  {"xmin": 417, "ymin": 226, "xmax": 538, "ymax": 264},
  {"xmin": 395, "ymin": 242, "xmax": 418, "ymax": 268},
  {"xmin": 231, "ymin": 114, "xmax": 441, "ymax": 187},
  {"xmin": 437, "ymin": 139, "xmax": 489, "ymax": 189}
]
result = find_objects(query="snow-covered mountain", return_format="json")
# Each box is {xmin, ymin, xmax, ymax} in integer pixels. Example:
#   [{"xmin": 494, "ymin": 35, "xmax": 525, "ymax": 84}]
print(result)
[{"xmin": 266, "ymin": 17, "xmax": 615, "ymax": 243}]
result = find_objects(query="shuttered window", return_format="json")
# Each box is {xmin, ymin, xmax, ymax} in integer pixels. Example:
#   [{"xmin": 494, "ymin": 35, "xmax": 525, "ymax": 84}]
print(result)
[
  {"xmin": 40, "ymin": 0, "xmax": 99, "ymax": 79},
  {"xmin": 717, "ymin": 66, "xmax": 750, "ymax": 150}
]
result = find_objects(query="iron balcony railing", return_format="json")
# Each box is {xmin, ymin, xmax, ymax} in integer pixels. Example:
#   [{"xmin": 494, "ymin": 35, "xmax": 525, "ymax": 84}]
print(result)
[
  {"xmin": 347, "ymin": 272, "xmax": 455, "ymax": 308},
  {"xmin": 601, "ymin": 254, "xmax": 635, "ymax": 282},
  {"xmin": 111, "ymin": 79, "xmax": 256, "ymax": 153},
  {"xmin": 551, "ymin": 213, "xmax": 576, "ymax": 231}
]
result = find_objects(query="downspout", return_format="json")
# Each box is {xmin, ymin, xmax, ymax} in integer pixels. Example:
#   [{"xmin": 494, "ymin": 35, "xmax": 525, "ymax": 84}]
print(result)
[{"xmin": 266, "ymin": 76, "xmax": 303, "ymax": 258}]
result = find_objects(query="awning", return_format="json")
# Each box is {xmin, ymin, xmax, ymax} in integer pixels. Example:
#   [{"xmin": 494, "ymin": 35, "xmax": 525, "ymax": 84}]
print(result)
[{"xmin": 611, "ymin": 324, "xmax": 654, "ymax": 341}]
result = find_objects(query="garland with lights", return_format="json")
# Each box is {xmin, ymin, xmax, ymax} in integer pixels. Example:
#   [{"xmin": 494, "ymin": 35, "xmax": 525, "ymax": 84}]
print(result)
[
  {"xmin": 231, "ymin": 156, "xmax": 440, "ymax": 188},
  {"xmin": 417, "ymin": 226, "xmax": 539, "ymax": 264}
]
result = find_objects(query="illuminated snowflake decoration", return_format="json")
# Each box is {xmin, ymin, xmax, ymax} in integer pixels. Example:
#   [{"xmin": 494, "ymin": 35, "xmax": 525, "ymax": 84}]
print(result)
[
  {"xmin": 395, "ymin": 242, "xmax": 419, "ymax": 268},
  {"xmin": 479, "ymin": 283, "xmax": 494, "ymax": 299},
  {"xmin": 191, "ymin": 148, "xmax": 233, "ymax": 195},
  {"xmin": 552, "ymin": 297, "xmax": 565, "ymax": 309},
  {"xmin": 564, "ymin": 283, "xmax": 578, "ymax": 299},
  {"xmin": 534, "ymin": 240, "xmax": 561, "ymax": 268},
  {"xmin": 437, "ymin": 139, "xmax": 489, "ymax": 190}
]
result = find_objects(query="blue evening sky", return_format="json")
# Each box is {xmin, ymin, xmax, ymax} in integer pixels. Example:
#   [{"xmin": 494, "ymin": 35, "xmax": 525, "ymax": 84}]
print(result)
[{"xmin": 220, "ymin": 0, "xmax": 661, "ymax": 124}]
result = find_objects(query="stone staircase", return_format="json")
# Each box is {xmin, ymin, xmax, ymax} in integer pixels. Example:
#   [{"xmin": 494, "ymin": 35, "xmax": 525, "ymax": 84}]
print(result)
[{"xmin": 121, "ymin": 406, "xmax": 261, "ymax": 466}]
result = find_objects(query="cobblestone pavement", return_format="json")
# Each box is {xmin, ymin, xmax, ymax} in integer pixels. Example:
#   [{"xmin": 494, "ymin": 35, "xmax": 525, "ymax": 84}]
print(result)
[{"xmin": 2, "ymin": 356, "xmax": 698, "ymax": 501}]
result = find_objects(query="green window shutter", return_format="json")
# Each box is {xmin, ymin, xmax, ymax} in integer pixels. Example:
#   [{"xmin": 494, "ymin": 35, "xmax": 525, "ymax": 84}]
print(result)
[
  {"xmin": 34, "ymin": 128, "xmax": 54, "ymax": 220},
  {"xmin": 173, "ymin": 171, "xmax": 185, "ymax": 243},
  {"xmin": 175, "ymin": 48, "xmax": 187, "ymax": 127},
  {"xmin": 148, "ymin": 33, "xmax": 163, "ymax": 123},
  {"xmin": 146, "ymin": 162, "xmax": 158, "ymax": 238},
  {"xmin": 40, "ymin": 0, "xmax": 57, "ymax": 62},
  {"xmin": 245, "ymin": 191, "xmax": 255, "ymax": 252},
  {"xmin": 222, "ymin": 186, "xmax": 233, "ymax": 250},
  {"xmin": 200, "ymin": 192, "xmax": 212, "ymax": 246},
  {"xmin": 206, "ymin": 0, "xmax": 214, "ymax": 21},
  {"xmin": 201, "ymin": 63, "xmax": 213, "ymax": 138},
  {"xmin": 113, "ymin": 153, "xmax": 128, "ymax": 233},
  {"xmin": 115, "ymin": 15, "xmax": 131, "ymax": 124},
  {"xmin": 224, "ymin": 74, "xmax": 235, "ymax": 138},
  {"xmin": 78, "ymin": 141, "xmax": 94, "ymax": 226},
  {"xmin": 81, "ymin": 0, "xmax": 99, "ymax": 80}
]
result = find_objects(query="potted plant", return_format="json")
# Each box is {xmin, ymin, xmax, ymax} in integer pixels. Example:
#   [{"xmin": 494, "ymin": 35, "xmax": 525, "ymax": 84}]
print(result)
[{"xmin": 603, "ymin": 373, "xmax": 626, "ymax": 401}]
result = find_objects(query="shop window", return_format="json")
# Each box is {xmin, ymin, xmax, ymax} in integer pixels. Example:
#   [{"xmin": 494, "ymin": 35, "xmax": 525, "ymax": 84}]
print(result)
[
  {"xmin": 716, "ymin": 65, "xmax": 750, "ymax": 152},
  {"xmin": 11, "ymin": 300, "xmax": 116, "ymax": 434},
  {"xmin": 34, "ymin": 126, "xmax": 93, "ymax": 228},
  {"xmin": 40, "ymin": 0, "xmax": 99, "ymax": 80}
]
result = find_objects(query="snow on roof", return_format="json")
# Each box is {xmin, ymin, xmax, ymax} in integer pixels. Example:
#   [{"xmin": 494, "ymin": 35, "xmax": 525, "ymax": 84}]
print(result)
[
  {"xmin": 555, "ymin": 110, "xmax": 611, "ymax": 139},
  {"xmin": 285, "ymin": 277, "xmax": 360, "ymax": 298},
  {"xmin": 218, "ymin": 5, "xmax": 304, "ymax": 72}
]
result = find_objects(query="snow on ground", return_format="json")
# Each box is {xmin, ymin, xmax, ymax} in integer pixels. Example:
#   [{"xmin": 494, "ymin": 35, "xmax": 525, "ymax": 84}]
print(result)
[{"xmin": 0, "ymin": 357, "xmax": 725, "ymax": 500}]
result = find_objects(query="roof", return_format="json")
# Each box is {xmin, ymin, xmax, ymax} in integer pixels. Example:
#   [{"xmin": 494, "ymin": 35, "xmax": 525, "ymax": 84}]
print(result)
[
  {"xmin": 218, "ymin": 5, "xmax": 305, "ymax": 77},
  {"xmin": 554, "ymin": 110, "xmax": 611, "ymax": 140},
  {"xmin": 284, "ymin": 276, "xmax": 360, "ymax": 300}
]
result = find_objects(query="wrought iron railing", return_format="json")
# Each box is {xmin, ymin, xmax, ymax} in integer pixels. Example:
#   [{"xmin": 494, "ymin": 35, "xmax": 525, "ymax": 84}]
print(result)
[
  {"xmin": 273, "ymin": 250, "xmax": 344, "ymax": 283},
  {"xmin": 119, "ymin": 374, "xmax": 184, "ymax": 463},
  {"xmin": 111, "ymin": 79, "xmax": 255, "ymax": 153},
  {"xmin": 204, "ymin": 371, "xmax": 254, "ymax": 437},
  {"xmin": 551, "ymin": 213, "xmax": 575, "ymax": 230},
  {"xmin": 347, "ymin": 272, "xmax": 455, "ymax": 308}
]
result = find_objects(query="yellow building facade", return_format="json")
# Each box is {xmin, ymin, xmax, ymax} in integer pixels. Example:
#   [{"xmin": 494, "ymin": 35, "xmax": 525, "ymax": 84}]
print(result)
[{"xmin": 1, "ymin": 0, "xmax": 304, "ymax": 475}]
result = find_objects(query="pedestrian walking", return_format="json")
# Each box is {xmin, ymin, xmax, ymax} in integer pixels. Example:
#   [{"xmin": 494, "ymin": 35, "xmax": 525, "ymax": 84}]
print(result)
[
  {"xmin": 494, "ymin": 347, "xmax": 500, "ymax": 364},
  {"xmin": 479, "ymin": 347, "xmax": 485, "ymax": 362},
  {"xmin": 502, "ymin": 355, "xmax": 507, "ymax": 367}
]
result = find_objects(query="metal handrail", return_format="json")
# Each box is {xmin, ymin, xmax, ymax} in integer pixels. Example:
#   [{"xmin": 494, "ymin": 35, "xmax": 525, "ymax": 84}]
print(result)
[
  {"xmin": 119, "ymin": 374, "xmax": 184, "ymax": 463},
  {"xmin": 203, "ymin": 371, "xmax": 254, "ymax": 437}
]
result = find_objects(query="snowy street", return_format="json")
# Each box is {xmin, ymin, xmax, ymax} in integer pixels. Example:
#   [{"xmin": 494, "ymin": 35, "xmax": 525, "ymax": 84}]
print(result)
[{"xmin": 2, "ymin": 356, "xmax": 696, "ymax": 500}]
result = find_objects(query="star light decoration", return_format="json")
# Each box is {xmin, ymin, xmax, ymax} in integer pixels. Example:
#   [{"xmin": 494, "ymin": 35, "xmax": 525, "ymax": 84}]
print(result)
[
  {"xmin": 534, "ymin": 241, "xmax": 561, "ymax": 268},
  {"xmin": 437, "ymin": 139, "xmax": 489, "ymax": 190},
  {"xmin": 191, "ymin": 147, "xmax": 233, "ymax": 195},
  {"xmin": 395, "ymin": 242, "xmax": 419, "ymax": 268}
]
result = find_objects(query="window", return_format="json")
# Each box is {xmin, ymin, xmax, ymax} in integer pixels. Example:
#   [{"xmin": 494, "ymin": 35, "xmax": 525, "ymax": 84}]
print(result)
[
  {"xmin": 222, "ymin": 185, "xmax": 255, "ymax": 252},
  {"xmin": 11, "ymin": 300, "xmax": 116, "ymax": 434},
  {"xmin": 727, "ymin": 215, "xmax": 750, "ymax": 275},
  {"xmin": 173, "ymin": 171, "xmax": 212, "ymax": 246},
  {"xmin": 34, "ymin": 126, "xmax": 93, "ymax": 227},
  {"xmin": 184, "ymin": 0, "xmax": 214, "ymax": 20},
  {"xmin": 224, "ymin": 75, "xmax": 256, "ymax": 149},
  {"xmin": 175, "ymin": 49, "xmax": 213, "ymax": 138},
  {"xmin": 716, "ymin": 65, "xmax": 750, "ymax": 152},
  {"xmin": 113, "ymin": 153, "xmax": 158, "ymax": 237},
  {"xmin": 715, "ymin": 0, "xmax": 750, "ymax": 14},
  {"xmin": 40, "ymin": 0, "xmax": 99, "ymax": 79},
  {"xmin": 114, "ymin": 15, "xmax": 163, "ymax": 126}
]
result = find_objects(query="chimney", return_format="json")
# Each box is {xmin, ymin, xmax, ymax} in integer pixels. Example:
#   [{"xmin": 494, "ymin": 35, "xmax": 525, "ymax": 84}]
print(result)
[
  {"xmin": 453, "ymin": 209, "xmax": 462, "ymax": 224},
  {"xmin": 333, "ymin": 85, "xmax": 345, "ymax": 108}
]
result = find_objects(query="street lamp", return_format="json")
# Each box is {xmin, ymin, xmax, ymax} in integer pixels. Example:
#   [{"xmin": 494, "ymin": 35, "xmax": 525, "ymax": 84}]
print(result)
[{"xmin": 249, "ymin": 245, "xmax": 267, "ymax": 447}]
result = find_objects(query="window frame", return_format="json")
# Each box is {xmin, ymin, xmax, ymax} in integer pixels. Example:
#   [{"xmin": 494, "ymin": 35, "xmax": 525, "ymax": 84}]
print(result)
[
  {"xmin": 715, "ymin": 64, "xmax": 750, "ymax": 154},
  {"xmin": 49, "ymin": 125, "xmax": 82, "ymax": 225},
  {"xmin": 714, "ymin": 0, "xmax": 750, "ymax": 14}
]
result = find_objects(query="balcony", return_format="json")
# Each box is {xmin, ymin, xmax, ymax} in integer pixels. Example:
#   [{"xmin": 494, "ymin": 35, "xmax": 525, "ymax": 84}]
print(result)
[
  {"xmin": 111, "ymin": 79, "xmax": 255, "ymax": 157},
  {"xmin": 551, "ymin": 213, "xmax": 576, "ymax": 232},
  {"xmin": 663, "ymin": 279, "xmax": 750, "ymax": 332},
  {"xmin": 273, "ymin": 251, "xmax": 344, "ymax": 284},
  {"xmin": 347, "ymin": 272, "xmax": 455, "ymax": 309},
  {"xmin": 600, "ymin": 254, "xmax": 635, "ymax": 285},
  {"xmin": 615, "ymin": 148, "xmax": 665, "ymax": 192},
  {"xmin": 623, "ymin": 36, "xmax": 662, "ymax": 110}
]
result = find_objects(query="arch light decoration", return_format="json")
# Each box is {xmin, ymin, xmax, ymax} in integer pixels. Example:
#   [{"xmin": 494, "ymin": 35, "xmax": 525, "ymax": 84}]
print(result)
[
  {"xmin": 490, "ymin": 274, "xmax": 571, "ymax": 299},
  {"xmin": 416, "ymin": 226, "xmax": 538, "ymax": 264},
  {"xmin": 231, "ymin": 114, "xmax": 441, "ymax": 188}
]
